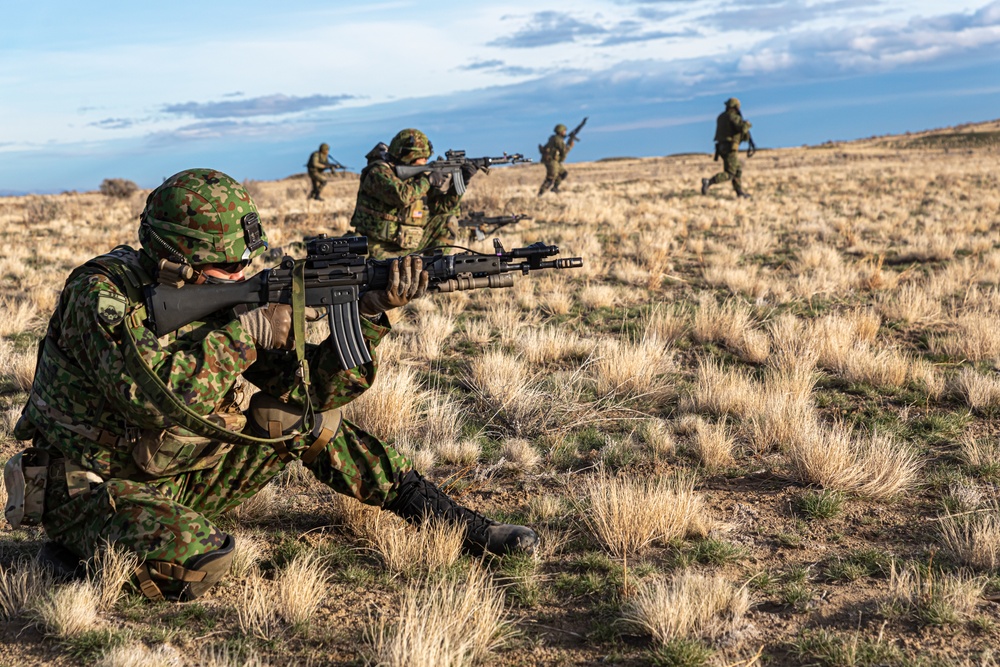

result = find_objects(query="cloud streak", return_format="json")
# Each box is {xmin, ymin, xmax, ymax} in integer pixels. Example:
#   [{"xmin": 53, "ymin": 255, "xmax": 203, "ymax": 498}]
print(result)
[{"xmin": 162, "ymin": 93, "xmax": 355, "ymax": 119}]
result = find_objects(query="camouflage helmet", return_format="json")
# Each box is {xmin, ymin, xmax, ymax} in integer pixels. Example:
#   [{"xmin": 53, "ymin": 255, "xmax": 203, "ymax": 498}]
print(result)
[
  {"xmin": 554, "ymin": 124, "xmax": 567, "ymax": 134},
  {"xmin": 319, "ymin": 143, "xmax": 329, "ymax": 152},
  {"xmin": 725, "ymin": 97, "xmax": 741, "ymax": 109},
  {"xmin": 138, "ymin": 169, "xmax": 268, "ymax": 267},
  {"xmin": 388, "ymin": 129, "xmax": 433, "ymax": 165}
]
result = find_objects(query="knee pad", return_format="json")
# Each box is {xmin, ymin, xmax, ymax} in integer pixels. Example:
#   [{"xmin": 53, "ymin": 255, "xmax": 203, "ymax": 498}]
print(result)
[
  {"xmin": 246, "ymin": 393, "xmax": 343, "ymax": 465},
  {"xmin": 135, "ymin": 534, "xmax": 235, "ymax": 602}
]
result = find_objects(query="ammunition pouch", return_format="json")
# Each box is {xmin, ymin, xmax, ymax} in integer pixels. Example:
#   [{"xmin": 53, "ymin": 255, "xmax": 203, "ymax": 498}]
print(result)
[
  {"xmin": 395, "ymin": 223, "xmax": 425, "ymax": 251},
  {"xmin": 131, "ymin": 414, "xmax": 245, "ymax": 478},
  {"xmin": 135, "ymin": 534, "xmax": 235, "ymax": 602},
  {"xmin": 3, "ymin": 448, "xmax": 50, "ymax": 528},
  {"xmin": 247, "ymin": 393, "xmax": 343, "ymax": 465}
]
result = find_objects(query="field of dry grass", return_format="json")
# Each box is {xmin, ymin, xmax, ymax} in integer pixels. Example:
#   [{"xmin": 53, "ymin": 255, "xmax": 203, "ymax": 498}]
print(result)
[{"xmin": 2, "ymin": 120, "xmax": 1000, "ymax": 666}]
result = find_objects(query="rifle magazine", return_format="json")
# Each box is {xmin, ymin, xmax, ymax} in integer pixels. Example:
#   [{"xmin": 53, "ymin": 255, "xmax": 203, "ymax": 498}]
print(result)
[{"xmin": 327, "ymin": 288, "xmax": 372, "ymax": 371}]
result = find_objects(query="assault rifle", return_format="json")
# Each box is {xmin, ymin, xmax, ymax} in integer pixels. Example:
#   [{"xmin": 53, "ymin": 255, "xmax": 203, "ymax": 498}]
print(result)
[
  {"xmin": 146, "ymin": 235, "xmax": 582, "ymax": 371},
  {"xmin": 326, "ymin": 157, "xmax": 349, "ymax": 171},
  {"xmin": 746, "ymin": 132, "xmax": 757, "ymax": 158},
  {"xmin": 459, "ymin": 212, "xmax": 531, "ymax": 242},
  {"xmin": 567, "ymin": 117, "xmax": 588, "ymax": 144},
  {"xmin": 394, "ymin": 150, "xmax": 532, "ymax": 196}
]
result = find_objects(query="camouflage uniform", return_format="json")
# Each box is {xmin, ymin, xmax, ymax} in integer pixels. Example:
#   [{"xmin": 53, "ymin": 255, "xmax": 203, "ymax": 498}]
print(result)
[
  {"xmin": 538, "ymin": 125, "xmax": 573, "ymax": 196},
  {"xmin": 11, "ymin": 170, "xmax": 411, "ymax": 601},
  {"xmin": 307, "ymin": 143, "xmax": 333, "ymax": 201},
  {"xmin": 703, "ymin": 99, "xmax": 752, "ymax": 198},
  {"xmin": 350, "ymin": 130, "xmax": 461, "ymax": 258}
]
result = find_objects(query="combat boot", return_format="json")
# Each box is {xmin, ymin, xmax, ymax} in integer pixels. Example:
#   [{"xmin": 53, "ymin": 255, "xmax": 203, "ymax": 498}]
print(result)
[
  {"xmin": 537, "ymin": 179, "xmax": 554, "ymax": 197},
  {"xmin": 735, "ymin": 188, "xmax": 752, "ymax": 199},
  {"xmin": 385, "ymin": 470, "xmax": 538, "ymax": 556},
  {"xmin": 701, "ymin": 178, "xmax": 711, "ymax": 195},
  {"xmin": 37, "ymin": 542, "xmax": 87, "ymax": 581}
]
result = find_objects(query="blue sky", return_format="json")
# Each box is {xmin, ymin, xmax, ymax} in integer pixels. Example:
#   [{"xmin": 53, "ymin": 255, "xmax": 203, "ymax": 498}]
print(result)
[{"xmin": 1, "ymin": 1, "xmax": 998, "ymax": 194}]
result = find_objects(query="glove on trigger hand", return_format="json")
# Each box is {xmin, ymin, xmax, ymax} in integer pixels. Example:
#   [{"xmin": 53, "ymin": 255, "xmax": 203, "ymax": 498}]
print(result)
[
  {"xmin": 427, "ymin": 171, "xmax": 451, "ymax": 193},
  {"xmin": 359, "ymin": 255, "xmax": 429, "ymax": 318},
  {"xmin": 238, "ymin": 303, "xmax": 293, "ymax": 350}
]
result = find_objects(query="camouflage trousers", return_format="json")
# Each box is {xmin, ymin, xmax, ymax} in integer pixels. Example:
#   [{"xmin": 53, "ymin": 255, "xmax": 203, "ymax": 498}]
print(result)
[
  {"xmin": 308, "ymin": 171, "xmax": 328, "ymax": 199},
  {"xmin": 709, "ymin": 151, "xmax": 743, "ymax": 192},
  {"xmin": 41, "ymin": 418, "xmax": 411, "ymax": 595},
  {"xmin": 543, "ymin": 160, "xmax": 568, "ymax": 183}
]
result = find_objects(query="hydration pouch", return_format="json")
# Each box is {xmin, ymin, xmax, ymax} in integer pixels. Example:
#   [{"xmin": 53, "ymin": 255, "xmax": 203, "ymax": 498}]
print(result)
[
  {"xmin": 3, "ymin": 448, "xmax": 50, "ymax": 528},
  {"xmin": 132, "ymin": 413, "xmax": 246, "ymax": 477}
]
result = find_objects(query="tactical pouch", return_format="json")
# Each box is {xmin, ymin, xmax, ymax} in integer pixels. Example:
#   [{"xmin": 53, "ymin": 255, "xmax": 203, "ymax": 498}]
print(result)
[
  {"xmin": 131, "ymin": 414, "xmax": 245, "ymax": 477},
  {"xmin": 3, "ymin": 447, "xmax": 50, "ymax": 528},
  {"xmin": 394, "ymin": 223, "xmax": 425, "ymax": 251}
]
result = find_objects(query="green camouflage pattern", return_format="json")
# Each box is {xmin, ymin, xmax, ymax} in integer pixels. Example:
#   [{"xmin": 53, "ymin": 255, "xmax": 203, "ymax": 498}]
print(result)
[
  {"xmin": 714, "ymin": 108, "xmax": 752, "ymax": 153},
  {"xmin": 16, "ymin": 246, "xmax": 411, "ymax": 597},
  {"xmin": 542, "ymin": 133, "xmax": 571, "ymax": 165},
  {"xmin": 138, "ymin": 169, "xmax": 267, "ymax": 266},
  {"xmin": 387, "ymin": 128, "xmax": 433, "ymax": 165},
  {"xmin": 308, "ymin": 149, "xmax": 331, "ymax": 198},
  {"xmin": 708, "ymin": 150, "xmax": 743, "ymax": 192},
  {"xmin": 350, "ymin": 161, "xmax": 461, "ymax": 257}
]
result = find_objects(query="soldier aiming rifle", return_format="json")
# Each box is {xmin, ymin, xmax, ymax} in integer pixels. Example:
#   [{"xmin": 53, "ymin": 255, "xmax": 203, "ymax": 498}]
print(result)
[{"xmin": 306, "ymin": 142, "xmax": 345, "ymax": 201}]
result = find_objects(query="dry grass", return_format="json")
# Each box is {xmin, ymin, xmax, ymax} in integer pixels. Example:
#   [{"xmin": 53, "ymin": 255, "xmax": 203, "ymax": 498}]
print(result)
[
  {"xmin": 275, "ymin": 552, "xmax": 331, "ymax": 629},
  {"xmin": 622, "ymin": 571, "xmax": 750, "ymax": 644},
  {"xmin": 886, "ymin": 563, "xmax": 986, "ymax": 625},
  {"xmin": 501, "ymin": 438, "xmax": 541, "ymax": 472},
  {"xmin": 230, "ymin": 530, "xmax": 266, "ymax": 579},
  {"xmin": 89, "ymin": 541, "xmax": 139, "ymax": 611},
  {"xmin": 364, "ymin": 566, "xmax": 511, "ymax": 667},
  {"xmin": 938, "ymin": 499, "xmax": 1000, "ymax": 571},
  {"xmin": 787, "ymin": 424, "xmax": 921, "ymax": 499},
  {"xmin": 96, "ymin": 643, "xmax": 184, "ymax": 667},
  {"xmin": 32, "ymin": 580, "xmax": 101, "ymax": 637},
  {"xmin": 578, "ymin": 474, "xmax": 708, "ymax": 563},
  {"xmin": 692, "ymin": 419, "xmax": 735, "ymax": 470},
  {"xmin": 591, "ymin": 335, "xmax": 674, "ymax": 401},
  {"xmin": 344, "ymin": 365, "xmax": 427, "ymax": 441},
  {"xmin": 369, "ymin": 516, "xmax": 464, "ymax": 578},
  {"xmin": 0, "ymin": 559, "xmax": 51, "ymax": 620},
  {"xmin": 951, "ymin": 367, "xmax": 1000, "ymax": 409},
  {"xmin": 236, "ymin": 571, "xmax": 280, "ymax": 641}
]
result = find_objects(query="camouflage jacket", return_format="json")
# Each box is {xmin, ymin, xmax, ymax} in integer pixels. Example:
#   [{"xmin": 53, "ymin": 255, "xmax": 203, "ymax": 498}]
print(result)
[
  {"xmin": 15, "ymin": 247, "xmax": 388, "ymax": 479},
  {"xmin": 349, "ymin": 161, "xmax": 461, "ymax": 246},
  {"xmin": 714, "ymin": 109, "xmax": 752, "ymax": 153},
  {"xmin": 308, "ymin": 151, "xmax": 330, "ymax": 175},
  {"xmin": 541, "ymin": 134, "xmax": 571, "ymax": 164}
]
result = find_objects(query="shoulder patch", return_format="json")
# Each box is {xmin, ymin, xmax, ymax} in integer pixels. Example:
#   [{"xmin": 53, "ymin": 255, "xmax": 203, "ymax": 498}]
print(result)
[{"xmin": 97, "ymin": 292, "xmax": 128, "ymax": 325}]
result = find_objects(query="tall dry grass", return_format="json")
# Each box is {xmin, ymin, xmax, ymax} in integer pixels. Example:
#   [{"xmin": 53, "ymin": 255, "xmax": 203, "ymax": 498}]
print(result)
[{"xmin": 364, "ymin": 567, "xmax": 511, "ymax": 667}]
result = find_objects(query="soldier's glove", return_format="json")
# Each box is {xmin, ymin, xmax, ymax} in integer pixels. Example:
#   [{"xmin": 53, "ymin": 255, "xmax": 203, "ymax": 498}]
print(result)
[
  {"xmin": 459, "ymin": 163, "xmax": 479, "ymax": 186},
  {"xmin": 427, "ymin": 171, "xmax": 452, "ymax": 194},
  {"xmin": 359, "ymin": 255, "xmax": 429, "ymax": 318},
  {"xmin": 238, "ymin": 303, "xmax": 293, "ymax": 350}
]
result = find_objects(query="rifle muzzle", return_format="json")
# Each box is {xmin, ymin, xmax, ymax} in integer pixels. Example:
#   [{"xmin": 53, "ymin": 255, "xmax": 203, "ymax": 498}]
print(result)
[{"xmin": 434, "ymin": 274, "xmax": 515, "ymax": 293}]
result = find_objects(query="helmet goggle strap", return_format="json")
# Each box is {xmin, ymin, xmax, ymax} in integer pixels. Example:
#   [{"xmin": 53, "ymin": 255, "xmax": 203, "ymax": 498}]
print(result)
[{"xmin": 242, "ymin": 211, "xmax": 265, "ymax": 261}]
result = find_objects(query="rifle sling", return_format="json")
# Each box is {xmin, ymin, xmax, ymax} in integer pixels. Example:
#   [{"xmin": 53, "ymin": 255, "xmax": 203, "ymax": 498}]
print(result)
[{"xmin": 121, "ymin": 320, "xmax": 296, "ymax": 447}]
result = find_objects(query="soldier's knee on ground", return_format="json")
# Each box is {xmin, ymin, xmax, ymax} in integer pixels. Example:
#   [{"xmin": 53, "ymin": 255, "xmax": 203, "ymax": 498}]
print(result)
[
  {"xmin": 245, "ymin": 392, "xmax": 344, "ymax": 466},
  {"xmin": 134, "ymin": 534, "xmax": 235, "ymax": 602}
]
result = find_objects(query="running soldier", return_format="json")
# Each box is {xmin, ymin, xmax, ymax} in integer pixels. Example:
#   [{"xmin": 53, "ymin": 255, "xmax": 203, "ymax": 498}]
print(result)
[
  {"xmin": 702, "ymin": 98, "xmax": 753, "ymax": 199},
  {"xmin": 538, "ymin": 124, "xmax": 574, "ymax": 196},
  {"xmin": 4, "ymin": 168, "xmax": 536, "ymax": 602}
]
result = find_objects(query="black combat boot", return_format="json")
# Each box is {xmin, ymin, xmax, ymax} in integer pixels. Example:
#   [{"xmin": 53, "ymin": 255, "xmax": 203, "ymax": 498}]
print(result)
[
  {"xmin": 37, "ymin": 542, "xmax": 87, "ymax": 581},
  {"xmin": 385, "ymin": 470, "xmax": 538, "ymax": 556},
  {"xmin": 537, "ymin": 179, "xmax": 553, "ymax": 197},
  {"xmin": 701, "ymin": 178, "xmax": 711, "ymax": 195},
  {"xmin": 735, "ymin": 187, "xmax": 752, "ymax": 199}
]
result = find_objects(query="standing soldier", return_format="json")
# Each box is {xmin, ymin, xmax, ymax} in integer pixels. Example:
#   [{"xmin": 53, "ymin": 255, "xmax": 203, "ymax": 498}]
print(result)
[
  {"xmin": 4, "ymin": 168, "xmax": 537, "ymax": 601},
  {"xmin": 350, "ymin": 129, "xmax": 476, "ymax": 258},
  {"xmin": 538, "ymin": 124, "xmax": 574, "ymax": 196},
  {"xmin": 306, "ymin": 143, "xmax": 334, "ymax": 201},
  {"xmin": 702, "ymin": 98, "xmax": 753, "ymax": 199}
]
